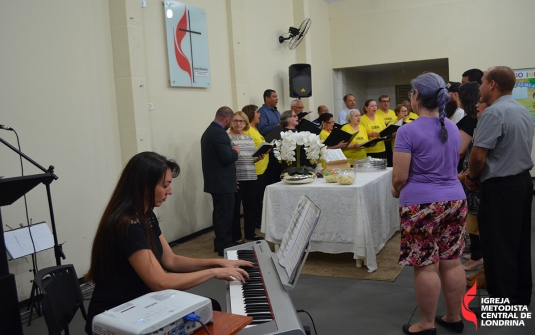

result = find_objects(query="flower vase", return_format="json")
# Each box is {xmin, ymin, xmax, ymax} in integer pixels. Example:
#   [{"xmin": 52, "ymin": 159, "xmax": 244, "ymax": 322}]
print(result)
[{"xmin": 281, "ymin": 146, "xmax": 316, "ymax": 184}]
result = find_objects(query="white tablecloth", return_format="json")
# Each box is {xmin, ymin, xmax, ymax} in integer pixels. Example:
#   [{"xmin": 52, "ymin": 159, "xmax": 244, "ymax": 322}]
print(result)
[{"xmin": 261, "ymin": 168, "xmax": 400, "ymax": 272}]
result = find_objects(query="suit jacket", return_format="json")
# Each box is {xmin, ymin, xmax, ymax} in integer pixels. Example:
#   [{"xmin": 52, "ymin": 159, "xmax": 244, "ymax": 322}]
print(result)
[{"xmin": 201, "ymin": 122, "xmax": 239, "ymax": 194}]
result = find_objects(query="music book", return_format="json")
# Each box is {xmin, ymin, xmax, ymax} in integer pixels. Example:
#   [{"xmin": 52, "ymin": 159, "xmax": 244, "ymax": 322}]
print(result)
[
  {"xmin": 333, "ymin": 123, "xmax": 343, "ymax": 130},
  {"xmin": 296, "ymin": 111, "xmax": 311, "ymax": 120},
  {"xmin": 360, "ymin": 137, "xmax": 386, "ymax": 148},
  {"xmin": 276, "ymin": 195, "xmax": 320, "ymax": 283},
  {"xmin": 323, "ymin": 128, "xmax": 357, "ymax": 147},
  {"xmin": 264, "ymin": 126, "xmax": 283, "ymax": 143},
  {"xmin": 379, "ymin": 118, "xmax": 404, "ymax": 137},
  {"xmin": 251, "ymin": 141, "xmax": 274, "ymax": 157},
  {"xmin": 296, "ymin": 118, "xmax": 321, "ymax": 135},
  {"xmin": 323, "ymin": 148, "xmax": 347, "ymax": 162},
  {"xmin": 4, "ymin": 222, "xmax": 54, "ymax": 259}
]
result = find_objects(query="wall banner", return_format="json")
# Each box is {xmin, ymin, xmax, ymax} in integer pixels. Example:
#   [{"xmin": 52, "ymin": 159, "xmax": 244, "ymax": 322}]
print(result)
[
  {"xmin": 164, "ymin": 1, "xmax": 210, "ymax": 88},
  {"xmin": 513, "ymin": 68, "xmax": 535, "ymax": 122}
]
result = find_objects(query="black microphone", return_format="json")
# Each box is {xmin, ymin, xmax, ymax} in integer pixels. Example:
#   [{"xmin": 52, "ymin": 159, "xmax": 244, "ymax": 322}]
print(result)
[{"xmin": 0, "ymin": 124, "xmax": 14, "ymax": 130}]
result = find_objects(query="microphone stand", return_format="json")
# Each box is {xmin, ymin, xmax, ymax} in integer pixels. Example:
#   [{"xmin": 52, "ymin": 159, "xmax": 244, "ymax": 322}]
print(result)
[
  {"xmin": 0, "ymin": 136, "xmax": 64, "ymax": 265},
  {"xmin": 0, "ymin": 135, "xmax": 64, "ymax": 333}
]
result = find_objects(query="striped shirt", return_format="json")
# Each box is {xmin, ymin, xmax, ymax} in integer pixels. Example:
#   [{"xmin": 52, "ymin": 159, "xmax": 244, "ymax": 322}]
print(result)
[{"xmin": 228, "ymin": 134, "xmax": 257, "ymax": 181}]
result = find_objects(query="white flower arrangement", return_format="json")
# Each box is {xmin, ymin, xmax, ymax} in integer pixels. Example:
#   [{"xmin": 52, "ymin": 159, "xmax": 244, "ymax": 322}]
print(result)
[{"xmin": 273, "ymin": 131, "xmax": 327, "ymax": 168}]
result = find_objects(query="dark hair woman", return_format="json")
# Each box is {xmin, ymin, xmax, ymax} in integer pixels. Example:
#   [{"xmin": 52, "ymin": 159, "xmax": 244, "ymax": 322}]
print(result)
[
  {"xmin": 84, "ymin": 152, "xmax": 252, "ymax": 334},
  {"xmin": 457, "ymin": 83, "xmax": 486, "ymax": 281},
  {"xmin": 360, "ymin": 99, "xmax": 387, "ymax": 159},
  {"xmin": 318, "ymin": 113, "xmax": 347, "ymax": 149},
  {"xmin": 456, "ymin": 81, "xmax": 481, "ymax": 172},
  {"xmin": 392, "ymin": 73, "xmax": 467, "ymax": 335}
]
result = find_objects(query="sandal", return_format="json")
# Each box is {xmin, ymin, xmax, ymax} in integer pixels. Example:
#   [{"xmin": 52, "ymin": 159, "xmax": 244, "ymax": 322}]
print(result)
[{"xmin": 464, "ymin": 258, "xmax": 483, "ymax": 271}]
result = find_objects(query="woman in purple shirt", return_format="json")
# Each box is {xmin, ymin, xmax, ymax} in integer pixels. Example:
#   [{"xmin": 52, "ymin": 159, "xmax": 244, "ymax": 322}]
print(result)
[{"xmin": 392, "ymin": 73, "xmax": 467, "ymax": 335}]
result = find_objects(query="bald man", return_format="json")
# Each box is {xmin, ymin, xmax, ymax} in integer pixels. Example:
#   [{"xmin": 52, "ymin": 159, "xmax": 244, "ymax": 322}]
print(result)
[{"xmin": 313, "ymin": 105, "xmax": 329, "ymax": 126}]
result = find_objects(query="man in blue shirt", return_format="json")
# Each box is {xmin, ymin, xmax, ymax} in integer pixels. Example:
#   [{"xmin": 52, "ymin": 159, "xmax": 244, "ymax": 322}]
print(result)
[{"xmin": 258, "ymin": 89, "xmax": 280, "ymax": 136}]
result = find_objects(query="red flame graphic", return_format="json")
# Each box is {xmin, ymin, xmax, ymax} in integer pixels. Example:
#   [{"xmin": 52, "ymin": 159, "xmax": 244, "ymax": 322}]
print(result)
[
  {"xmin": 461, "ymin": 279, "xmax": 478, "ymax": 330},
  {"xmin": 174, "ymin": 7, "xmax": 192, "ymax": 83}
]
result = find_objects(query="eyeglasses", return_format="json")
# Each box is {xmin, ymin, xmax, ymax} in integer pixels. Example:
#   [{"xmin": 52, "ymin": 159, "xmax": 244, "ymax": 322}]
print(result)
[
  {"xmin": 476, "ymin": 100, "xmax": 483, "ymax": 105},
  {"xmin": 290, "ymin": 114, "xmax": 298, "ymax": 118},
  {"xmin": 232, "ymin": 120, "xmax": 245, "ymax": 123},
  {"xmin": 325, "ymin": 121, "xmax": 334, "ymax": 124},
  {"xmin": 408, "ymin": 89, "xmax": 415, "ymax": 98},
  {"xmin": 381, "ymin": 100, "xmax": 390, "ymax": 103}
]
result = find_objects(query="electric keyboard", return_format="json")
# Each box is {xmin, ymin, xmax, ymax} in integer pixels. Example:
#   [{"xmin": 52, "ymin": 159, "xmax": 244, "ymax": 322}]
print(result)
[{"xmin": 225, "ymin": 240, "xmax": 306, "ymax": 335}]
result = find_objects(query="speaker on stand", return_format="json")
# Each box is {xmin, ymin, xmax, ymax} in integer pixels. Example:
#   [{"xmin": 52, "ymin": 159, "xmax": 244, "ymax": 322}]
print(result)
[{"xmin": 289, "ymin": 64, "xmax": 312, "ymax": 98}]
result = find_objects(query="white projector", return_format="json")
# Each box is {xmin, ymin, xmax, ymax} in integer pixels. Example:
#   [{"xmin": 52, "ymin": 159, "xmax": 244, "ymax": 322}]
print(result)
[{"xmin": 92, "ymin": 289, "xmax": 213, "ymax": 335}]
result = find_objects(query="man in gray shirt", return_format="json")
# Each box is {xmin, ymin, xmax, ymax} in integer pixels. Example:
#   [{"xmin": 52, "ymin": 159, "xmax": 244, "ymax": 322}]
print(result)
[{"xmin": 467, "ymin": 66, "xmax": 534, "ymax": 306}]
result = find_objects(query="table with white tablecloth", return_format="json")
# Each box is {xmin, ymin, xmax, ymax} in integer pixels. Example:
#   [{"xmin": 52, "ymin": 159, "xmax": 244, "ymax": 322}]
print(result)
[{"xmin": 261, "ymin": 168, "xmax": 400, "ymax": 272}]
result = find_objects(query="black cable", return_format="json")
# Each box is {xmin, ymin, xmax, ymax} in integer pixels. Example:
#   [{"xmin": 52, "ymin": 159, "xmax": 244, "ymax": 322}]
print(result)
[
  {"xmin": 407, "ymin": 304, "xmax": 418, "ymax": 324},
  {"xmin": 296, "ymin": 309, "xmax": 318, "ymax": 335},
  {"xmin": 11, "ymin": 130, "xmax": 39, "ymax": 272},
  {"xmin": 197, "ymin": 320, "xmax": 212, "ymax": 335}
]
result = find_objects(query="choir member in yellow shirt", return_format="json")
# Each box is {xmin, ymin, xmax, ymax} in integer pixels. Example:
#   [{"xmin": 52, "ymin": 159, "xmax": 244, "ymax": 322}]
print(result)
[
  {"xmin": 360, "ymin": 99, "xmax": 387, "ymax": 159},
  {"xmin": 402, "ymin": 99, "xmax": 419, "ymax": 123},
  {"xmin": 318, "ymin": 113, "xmax": 347, "ymax": 149},
  {"xmin": 340, "ymin": 109, "xmax": 368, "ymax": 161},
  {"xmin": 394, "ymin": 104, "xmax": 409, "ymax": 123}
]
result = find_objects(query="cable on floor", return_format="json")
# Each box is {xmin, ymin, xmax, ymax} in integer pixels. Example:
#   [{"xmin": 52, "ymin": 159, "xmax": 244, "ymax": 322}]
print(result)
[{"xmin": 296, "ymin": 309, "xmax": 318, "ymax": 335}]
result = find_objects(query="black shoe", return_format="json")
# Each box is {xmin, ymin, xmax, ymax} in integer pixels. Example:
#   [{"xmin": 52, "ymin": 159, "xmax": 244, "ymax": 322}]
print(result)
[
  {"xmin": 245, "ymin": 235, "xmax": 264, "ymax": 241},
  {"xmin": 435, "ymin": 316, "xmax": 464, "ymax": 333},
  {"xmin": 402, "ymin": 324, "xmax": 436, "ymax": 335}
]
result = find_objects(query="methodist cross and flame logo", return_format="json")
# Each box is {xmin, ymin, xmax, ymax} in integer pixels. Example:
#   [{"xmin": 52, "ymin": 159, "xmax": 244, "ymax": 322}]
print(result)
[
  {"xmin": 461, "ymin": 279, "xmax": 479, "ymax": 330},
  {"xmin": 165, "ymin": 2, "xmax": 210, "ymax": 88},
  {"xmin": 174, "ymin": 7, "xmax": 200, "ymax": 84}
]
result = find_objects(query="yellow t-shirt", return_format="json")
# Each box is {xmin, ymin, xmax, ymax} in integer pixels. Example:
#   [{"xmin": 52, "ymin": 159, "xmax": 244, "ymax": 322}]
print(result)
[
  {"xmin": 244, "ymin": 127, "xmax": 269, "ymax": 175},
  {"xmin": 319, "ymin": 129, "xmax": 330, "ymax": 142},
  {"xmin": 377, "ymin": 109, "xmax": 397, "ymax": 126},
  {"xmin": 406, "ymin": 112, "xmax": 419, "ymax": 123},
  {"xmin": 360, "ymin": 113, "xmax": 386, "ymax": 153},
  {"xmin": 340, "ymin": 124, "xmax": 368, "ymax": 160}
]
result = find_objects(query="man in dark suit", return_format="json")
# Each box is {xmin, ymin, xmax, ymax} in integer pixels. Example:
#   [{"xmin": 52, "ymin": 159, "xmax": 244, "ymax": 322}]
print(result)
[{"xmin": 201, "ymin": 106, "xmax": 240, "ymax": 256}]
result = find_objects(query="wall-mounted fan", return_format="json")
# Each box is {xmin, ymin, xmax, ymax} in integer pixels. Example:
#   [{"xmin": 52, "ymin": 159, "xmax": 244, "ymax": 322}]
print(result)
[{"xmin": 278, "ymin": 18, "xmax": 311, "ymax": 50}]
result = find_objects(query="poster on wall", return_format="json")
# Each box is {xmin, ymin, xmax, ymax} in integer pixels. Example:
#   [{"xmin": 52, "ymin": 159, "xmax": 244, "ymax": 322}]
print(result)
[
  {"xmin": 164, "ymin": 1, "xmax": 210, "ymax": 88},
  {"xmin": 513, "ymin": 68, "xmax": 535, "ymax": 122}
]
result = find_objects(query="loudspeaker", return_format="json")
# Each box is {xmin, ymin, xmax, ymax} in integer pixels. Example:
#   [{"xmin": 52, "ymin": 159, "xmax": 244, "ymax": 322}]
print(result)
[{"xmin": 289, "ymin": 64, "xmax": 312, "ymax": 98}]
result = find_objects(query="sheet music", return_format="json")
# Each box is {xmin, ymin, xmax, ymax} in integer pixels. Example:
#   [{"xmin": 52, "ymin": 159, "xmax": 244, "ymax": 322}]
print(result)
[
  {"xmin": 276, "ymin": 196, "xmax": 320, "ymax": 282},
  {"xmin": 324, "ymin": 149, "xmax": 346, "ymax": 162},
  {"xmin": 4, "ymin": 222, "xmax": 54, "ymax": 259}
]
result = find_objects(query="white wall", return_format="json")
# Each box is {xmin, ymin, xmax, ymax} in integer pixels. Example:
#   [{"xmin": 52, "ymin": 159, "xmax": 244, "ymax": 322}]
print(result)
[
  {"xmin": 1, "ymin": 0, "xmax": 337, "ymax": 302},
  {"xmin": 142, "ymin": 0, "xmax": 236, "ymax": 240},
  {"xmin": 9, "ymin": 0, "xmax": 531, "ymax": 303},
  {"xmin": 1, "ymin": 0, "xmax": 121, "ymax": 300},
  {"xmin": 329, "ymin": 0, "xmax": 535, "ymax": 77}
]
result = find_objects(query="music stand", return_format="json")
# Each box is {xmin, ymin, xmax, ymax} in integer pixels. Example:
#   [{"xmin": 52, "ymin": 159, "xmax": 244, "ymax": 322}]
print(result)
[{"xmin": 0, "ymin": 136, "xmax": 63, "ymax": 335}]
